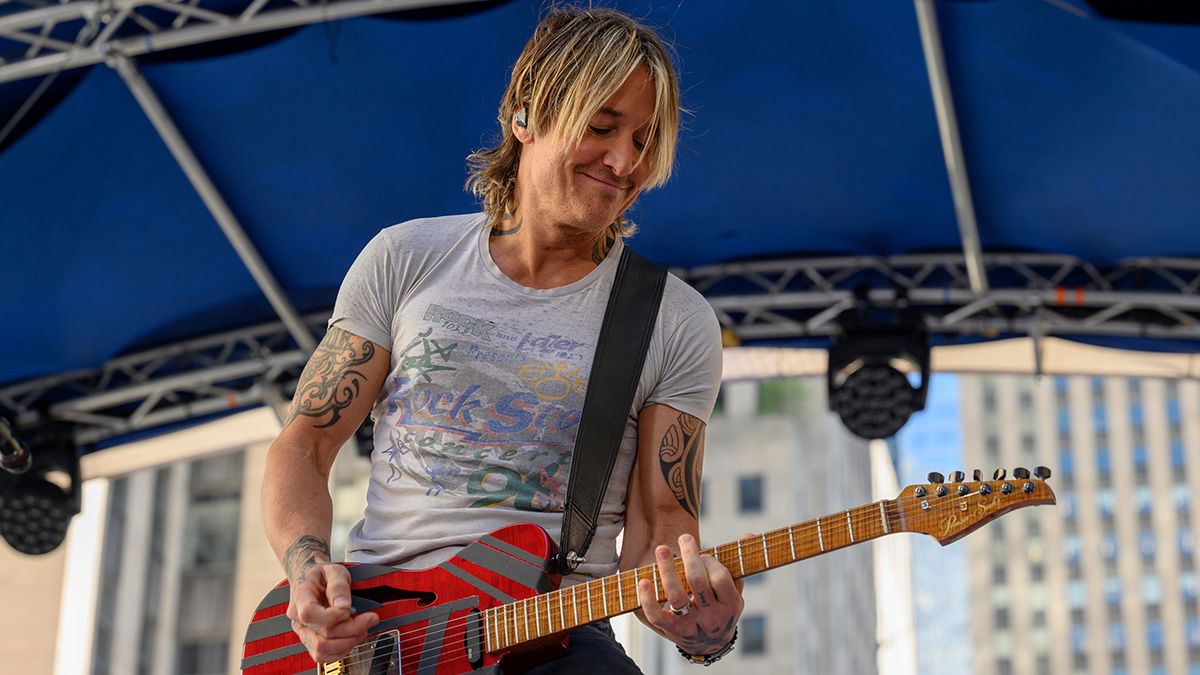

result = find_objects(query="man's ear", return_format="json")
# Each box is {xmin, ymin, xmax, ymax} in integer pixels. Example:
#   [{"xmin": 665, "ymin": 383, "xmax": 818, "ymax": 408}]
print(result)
[{"xmin": 512, "ymin": 107, "xmax": 532, "ymax": 144}]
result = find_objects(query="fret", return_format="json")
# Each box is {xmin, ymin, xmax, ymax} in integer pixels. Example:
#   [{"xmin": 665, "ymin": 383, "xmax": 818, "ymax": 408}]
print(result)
[
  {"xmin": 535, "ymin": 594, "xmax": 543, "ymax": 636},
  {"xmin": 617, "ymin": 571, "xmax": 625, "ymax": 611},
  {"xmin": 487, "ymin": 608, "xmax": 495, "ymax": 651},
  {"xmin": 507, "ymin": 603, "xmax": 515, "ymax": 646},
  {"xmin": 544, "ymin": 593, "xmax": 552, "ymax": 634},
  {"xmin": 601, "ymin": 576, "xmax": 609, "ymax": 616},
  {"xmin": 522, "ymin": 599, "xmax": 530, "ymax": 643},
  {"xmin": 879, "ymin": 501, "xmax": 889, "ymax": 534},
  {"xmin": 817, "ymin": 517, "xmax": 824, "ymax": 551},
  {"xmin": 652, "ymin": 564, "xmax": 659, "ymax": 601},
  {"xmin": 761, "ymin": 532, "xmax": 770, "ymax": 568},
  {"xmin": 559, "ymin": 588, "xmax": 566, "ymax": 630},
  {"xmin": 787, "ymin": 525, "xmax": 796, "ymax": 560},
  {"xmin": 846, "ymin": 510, "xmax": 854, "ymax": 543},
  {"xmin": 586, "ymin": 581, "xmax": 593, "ymax": 622},
  {"xmin": 572, "ymin": 585, "xmax": 579, "ymax": 627},
  {"xmin": 736, "ymin": 540, "xmax": 745, "ymax": 576}
]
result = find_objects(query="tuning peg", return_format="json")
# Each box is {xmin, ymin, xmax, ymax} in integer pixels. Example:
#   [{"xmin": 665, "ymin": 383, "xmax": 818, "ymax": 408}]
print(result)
[
  {"xmin": 993, "ymin": 468, "xmax": 1006, "ymax": 480},
  {"xmin": 1013, "ymin": 467, "xmax": 1031, "ymax": 479},
  {"xmin": 1034, "ymin": 466, "xmax": 1052, "ymax": 480},
  {"xmin": 928, "ymin": 471, "xmax": 945, "ymax": 483},
  {"xmin": 973, "ymin": 469, "xmax": 982, "ymax": 481},
  {"xmin": 951, "ymin": 470, "xmax": 965, "ymax": 483}
]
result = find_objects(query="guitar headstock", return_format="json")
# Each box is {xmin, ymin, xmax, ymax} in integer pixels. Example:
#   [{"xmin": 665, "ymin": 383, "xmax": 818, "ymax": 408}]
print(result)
[{"xmin": 896, "ymin": 467, "xmax": 1056, "ymax": 545}]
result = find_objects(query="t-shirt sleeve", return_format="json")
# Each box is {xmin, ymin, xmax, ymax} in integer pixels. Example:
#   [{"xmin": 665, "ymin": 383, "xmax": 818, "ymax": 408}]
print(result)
[
  {"xmin": 646, "ymin": 305, "xmax": 723, "ymax": 424},
  {"xmin": 328, "ymin": 230, "xmax": 396, "ymax": 350}
]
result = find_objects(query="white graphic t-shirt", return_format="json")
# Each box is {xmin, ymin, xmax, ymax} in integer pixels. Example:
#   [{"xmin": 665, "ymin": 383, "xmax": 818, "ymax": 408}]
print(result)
[{"xmin": 330, "ymin": 213, "xmax": 722, "ymax": 582}]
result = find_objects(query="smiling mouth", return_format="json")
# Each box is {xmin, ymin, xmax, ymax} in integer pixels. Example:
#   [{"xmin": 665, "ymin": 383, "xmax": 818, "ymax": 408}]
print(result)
[{"xmin": 580, "ymin": 172, "xmax": 626, "ymax": 192}]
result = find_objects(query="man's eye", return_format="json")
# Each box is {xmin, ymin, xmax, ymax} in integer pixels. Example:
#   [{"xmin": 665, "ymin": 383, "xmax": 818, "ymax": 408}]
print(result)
[
  {"xmin": 634, "ymin": 139, "xmax": 646, "ymax": 151},
  {"xmin": 589, "ymin": 126, "xmax": 613, "ymax": 135}
]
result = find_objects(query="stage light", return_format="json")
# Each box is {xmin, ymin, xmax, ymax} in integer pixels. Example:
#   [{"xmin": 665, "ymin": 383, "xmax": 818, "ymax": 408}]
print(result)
[
  {"xmin": 827, "ymin": 309, "xmax": 930, "ymax": 440},
  {"xmin": 0, "ymin": 423, "xmax": 80, "ymax": 555}
]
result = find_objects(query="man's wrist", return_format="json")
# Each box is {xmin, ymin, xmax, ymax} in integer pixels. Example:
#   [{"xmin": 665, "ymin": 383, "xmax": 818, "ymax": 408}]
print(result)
[
  {"xmin": 283, "ymin": 534, "xmax": 332, "ymax": 582},
  {"xmin": 677, "ymin": 627, "xmax": 737, "ymax": 666}
]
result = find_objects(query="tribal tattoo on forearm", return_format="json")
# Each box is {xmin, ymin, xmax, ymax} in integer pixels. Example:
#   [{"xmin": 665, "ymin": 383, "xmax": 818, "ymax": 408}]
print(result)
[
  {"xmin": 285, "ymin": 326, "xmax": 376, "ymax": 429},
  {"xmin": 658, "ymin": 413, "xmax": 704, "ymax": 519},
  {"xmin": 284, "ymin": 535, "xmax": 331, "ymax": 584}
]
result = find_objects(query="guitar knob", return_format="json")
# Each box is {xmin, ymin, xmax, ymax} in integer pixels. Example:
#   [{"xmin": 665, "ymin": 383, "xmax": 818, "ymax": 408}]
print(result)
[
  {"xmin": 992, "ymin": 468, "xmax": 1007, "ymax": 480},
  {"xmin": 1001, "ymin": 482, "xmax": 1014, "ymax": 494},
  {"xmin": 957, "ymin": 484, "xmax": 971, "ymax": 496},
  {"xmin": 1023, "ymin": 482, "xmax": 1036, "ymax": 494},
  {"xmin": 1034, "ymin": 466, "xmax": 1052, "ymax": 480},
  {"xmin": 973, "ymin": 469, "xmax": 983, "ymax": 481},
  {"xmin": 979, "ymin": 483, "xmax": 993, "ymax": 496},
  {"xmin": 936, "ymin": 485, "xmax": 950, "ymax": 497},
  {"xmin": 1013, "ymin": 467, "xmax": 1031, "ymax": 479},
  {"xmin": 928, "ymin": 472, "xmax": 945, "ymax": 483},
  {"xmin": 951, "ymin": 470, "xmax": 965, "ymax": 483}
]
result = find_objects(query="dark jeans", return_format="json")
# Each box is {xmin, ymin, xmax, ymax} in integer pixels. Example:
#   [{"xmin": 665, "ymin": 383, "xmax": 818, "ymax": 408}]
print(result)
[{"xmin": 521, "ymin": 621, "xmax": 643, "ymax": 675}]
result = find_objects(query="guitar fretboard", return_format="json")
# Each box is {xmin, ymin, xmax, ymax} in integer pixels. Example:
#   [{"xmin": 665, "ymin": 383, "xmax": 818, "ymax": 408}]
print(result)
[{"xmin": 483, "ymin": 499, "xmax": 902, "ymax": 651}]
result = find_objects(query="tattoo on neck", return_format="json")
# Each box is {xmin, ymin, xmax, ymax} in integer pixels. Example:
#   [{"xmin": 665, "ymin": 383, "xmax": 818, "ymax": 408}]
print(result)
[
  {"xmin": 284, "ymin": 535, "xmax": 331, "ymax": 583},
  {"xmin": 284, "ymin": 326, "xmax": 375, "ymax": 429},
  {"xmin": 490, "ymin": 217, "xmax": 522, "ymax": 236},
  {"xmin": 658, "ymin": 413, "xmax": 705, "ymax": 519},
  {"xmin": 591, "ymin": 229, "xmax": 617, "ymax": 265}
]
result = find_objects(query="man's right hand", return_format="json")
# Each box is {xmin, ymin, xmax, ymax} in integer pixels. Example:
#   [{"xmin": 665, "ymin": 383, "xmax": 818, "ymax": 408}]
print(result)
[{"xmin": 287, "ymin": 562, "xmax": 381, "ymax": 664}]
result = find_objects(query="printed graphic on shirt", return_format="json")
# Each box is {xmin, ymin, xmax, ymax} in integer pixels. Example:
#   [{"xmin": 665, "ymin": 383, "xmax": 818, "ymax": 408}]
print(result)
[{"xmin": 378, "ymin": 303, "xmax": 593, "ymax": 512}]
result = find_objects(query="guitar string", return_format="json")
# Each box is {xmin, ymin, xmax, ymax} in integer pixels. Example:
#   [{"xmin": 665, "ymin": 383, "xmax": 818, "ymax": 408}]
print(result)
[
  {"xmin": 318, "ymin": 485, "xmax": 1041, "ymax": 671},
  {"xmin": 324, "ymin": 487, "xmax": 1027, "ymax": 673},
  {"xmin": 324, "ymin": 486, "xmax": 1037, "ymax": 672}
]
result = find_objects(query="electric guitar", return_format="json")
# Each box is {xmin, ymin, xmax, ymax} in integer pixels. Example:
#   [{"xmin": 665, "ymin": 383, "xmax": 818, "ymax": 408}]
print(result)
[{"xmin": 242, "ymin": 467, "xmax": 1055, "ymax": 674}]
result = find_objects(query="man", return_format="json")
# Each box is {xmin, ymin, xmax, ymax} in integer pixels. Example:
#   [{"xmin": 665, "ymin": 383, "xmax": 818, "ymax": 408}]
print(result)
[{"xmin": 262, "ymin": 7, "xmax": 742, "ymax": 672}]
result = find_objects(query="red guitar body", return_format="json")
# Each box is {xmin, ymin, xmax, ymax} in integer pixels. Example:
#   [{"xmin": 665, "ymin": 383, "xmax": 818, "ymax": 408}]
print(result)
[{"xmin": 241, "ymin": 523, "xmax": 567, "ymax": 675}]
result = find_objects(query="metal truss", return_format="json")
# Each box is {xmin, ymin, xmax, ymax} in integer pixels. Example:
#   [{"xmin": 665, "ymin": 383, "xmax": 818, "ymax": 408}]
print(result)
[
  {"xmin": 0, "ymin": 0, "xmax": 479, "ymax": 84},
  {"xmin": 0, "ymin": 312, "xmax": 326, "ymax": 445},
  {"xmin": 689, "ymin": 253, "xmax": 1200, "ymax": 342},
  {"xmin": 3, "ymin": 253, "xmax": 1199, "ymax": 446}
]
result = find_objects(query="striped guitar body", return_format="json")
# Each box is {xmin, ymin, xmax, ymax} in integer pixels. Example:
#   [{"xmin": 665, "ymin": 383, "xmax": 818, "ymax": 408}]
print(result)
[
  {"xmin": 241, "ymin": 523, "xmax": 566, "ymax": 675},
  {"xmin": 242, "ymin": 469, "xmax": 1056, "ymax": 674}
]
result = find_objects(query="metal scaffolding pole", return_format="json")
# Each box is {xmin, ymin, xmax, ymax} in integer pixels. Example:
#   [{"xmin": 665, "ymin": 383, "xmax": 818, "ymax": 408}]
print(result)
[
  {"xmin": 109, "ymin": 53, "xmax": 317, "ymax": 354},
  {"xmin": 914, "ymin": 0, "xmax": 990, "ymax": 295}
]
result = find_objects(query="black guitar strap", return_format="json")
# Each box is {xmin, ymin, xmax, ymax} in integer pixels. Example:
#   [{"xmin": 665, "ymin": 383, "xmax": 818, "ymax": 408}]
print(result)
[{"xmin": 557, "ymin": 245, "xmax": 667, "ymax": 575}]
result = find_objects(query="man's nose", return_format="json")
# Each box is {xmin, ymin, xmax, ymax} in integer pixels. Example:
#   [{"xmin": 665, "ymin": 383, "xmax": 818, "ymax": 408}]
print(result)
[{"xmin": 604, "ymin": 138, "xmax": 639, "ymax": 178}]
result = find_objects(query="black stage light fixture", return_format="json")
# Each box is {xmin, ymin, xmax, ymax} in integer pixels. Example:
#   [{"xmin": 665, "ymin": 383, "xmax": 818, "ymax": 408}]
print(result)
[
  {"xmin": 827, "ymin": 309, "xmax": 931, "ymax": 440},
  {"xmin": 0, "ymin": 422, "xmax": 81, "ymax": 555}
]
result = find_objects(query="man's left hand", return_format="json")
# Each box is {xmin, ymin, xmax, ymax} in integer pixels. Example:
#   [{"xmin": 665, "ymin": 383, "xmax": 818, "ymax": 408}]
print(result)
[{"xmin": 635, "ymin": 533, "xmax": 744, "ymax": 656}]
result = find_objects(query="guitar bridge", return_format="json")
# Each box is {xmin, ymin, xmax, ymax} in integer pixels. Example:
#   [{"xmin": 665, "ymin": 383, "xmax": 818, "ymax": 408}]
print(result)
[{"xmin": 322, "ymin": 629, "xmax": 402, "ymax": 675}]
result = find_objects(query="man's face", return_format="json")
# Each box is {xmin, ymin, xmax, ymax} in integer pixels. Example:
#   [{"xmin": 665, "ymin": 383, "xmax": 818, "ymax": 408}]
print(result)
[{"xmin": 515, "ymin": 66, "xmax": 656, "ymax": 234}]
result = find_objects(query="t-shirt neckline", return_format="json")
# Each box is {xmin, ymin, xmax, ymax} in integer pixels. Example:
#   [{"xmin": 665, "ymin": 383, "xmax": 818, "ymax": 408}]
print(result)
[{"xmin": 475, "ymin": 214, "xmax": 625, "ymax": 297}]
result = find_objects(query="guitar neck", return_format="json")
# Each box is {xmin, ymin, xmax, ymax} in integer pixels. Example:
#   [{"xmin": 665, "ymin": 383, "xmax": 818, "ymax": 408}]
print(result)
[{"xmin": 484, "ymin": 499, "xmax": 901, "ymax": 651}]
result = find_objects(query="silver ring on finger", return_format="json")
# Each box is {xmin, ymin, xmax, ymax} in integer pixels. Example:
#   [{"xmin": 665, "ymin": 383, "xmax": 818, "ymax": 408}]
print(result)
[{"xmin": 666, "ymin": 600, "xmax": 691, "ymax": 616}]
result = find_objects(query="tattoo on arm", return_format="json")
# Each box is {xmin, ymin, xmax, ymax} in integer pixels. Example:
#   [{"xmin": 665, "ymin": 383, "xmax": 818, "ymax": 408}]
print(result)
[
  {"xmin": 284, "ymin": 535, "xmax": 331, "ymax": 583},
  {"xmin": 285, "ymin": 326, "xmax": 376, "ymax": 429},
  {"xmin": 591, "ymin": 228, "xmax": 617, "ymax": 264},
  {"xmin": 658, "ymin": 413, "xmax": 704, "ymax": 519}
]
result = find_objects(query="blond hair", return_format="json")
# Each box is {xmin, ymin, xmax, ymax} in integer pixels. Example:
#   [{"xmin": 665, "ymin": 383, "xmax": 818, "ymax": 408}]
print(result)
[{"xmin": 466, "ymin": 5, "xmax": 680, "ymax": 238}]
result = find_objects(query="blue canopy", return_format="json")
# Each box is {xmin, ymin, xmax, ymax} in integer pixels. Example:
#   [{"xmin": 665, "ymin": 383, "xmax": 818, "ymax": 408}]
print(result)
[{"xmin": 2, "ymin": 0, "xmax": 1199, "ymax": 390}]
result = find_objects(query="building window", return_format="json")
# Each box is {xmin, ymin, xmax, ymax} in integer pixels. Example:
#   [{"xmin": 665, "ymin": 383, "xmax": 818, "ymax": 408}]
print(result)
[
  {"xmin": 995, "ymin": 608, "xmax": 1010, "ymax": 629},
  {"xmin": 742, "ymin": 615, "xmax": 767, "ymax": 655},
  {"xmin": 738, "ymin": 475, "xmax": 763, "ymax": 514},
  {"xmin": 1143, "ymin": 574, "xmax": 1163, "ymax": 606}
]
